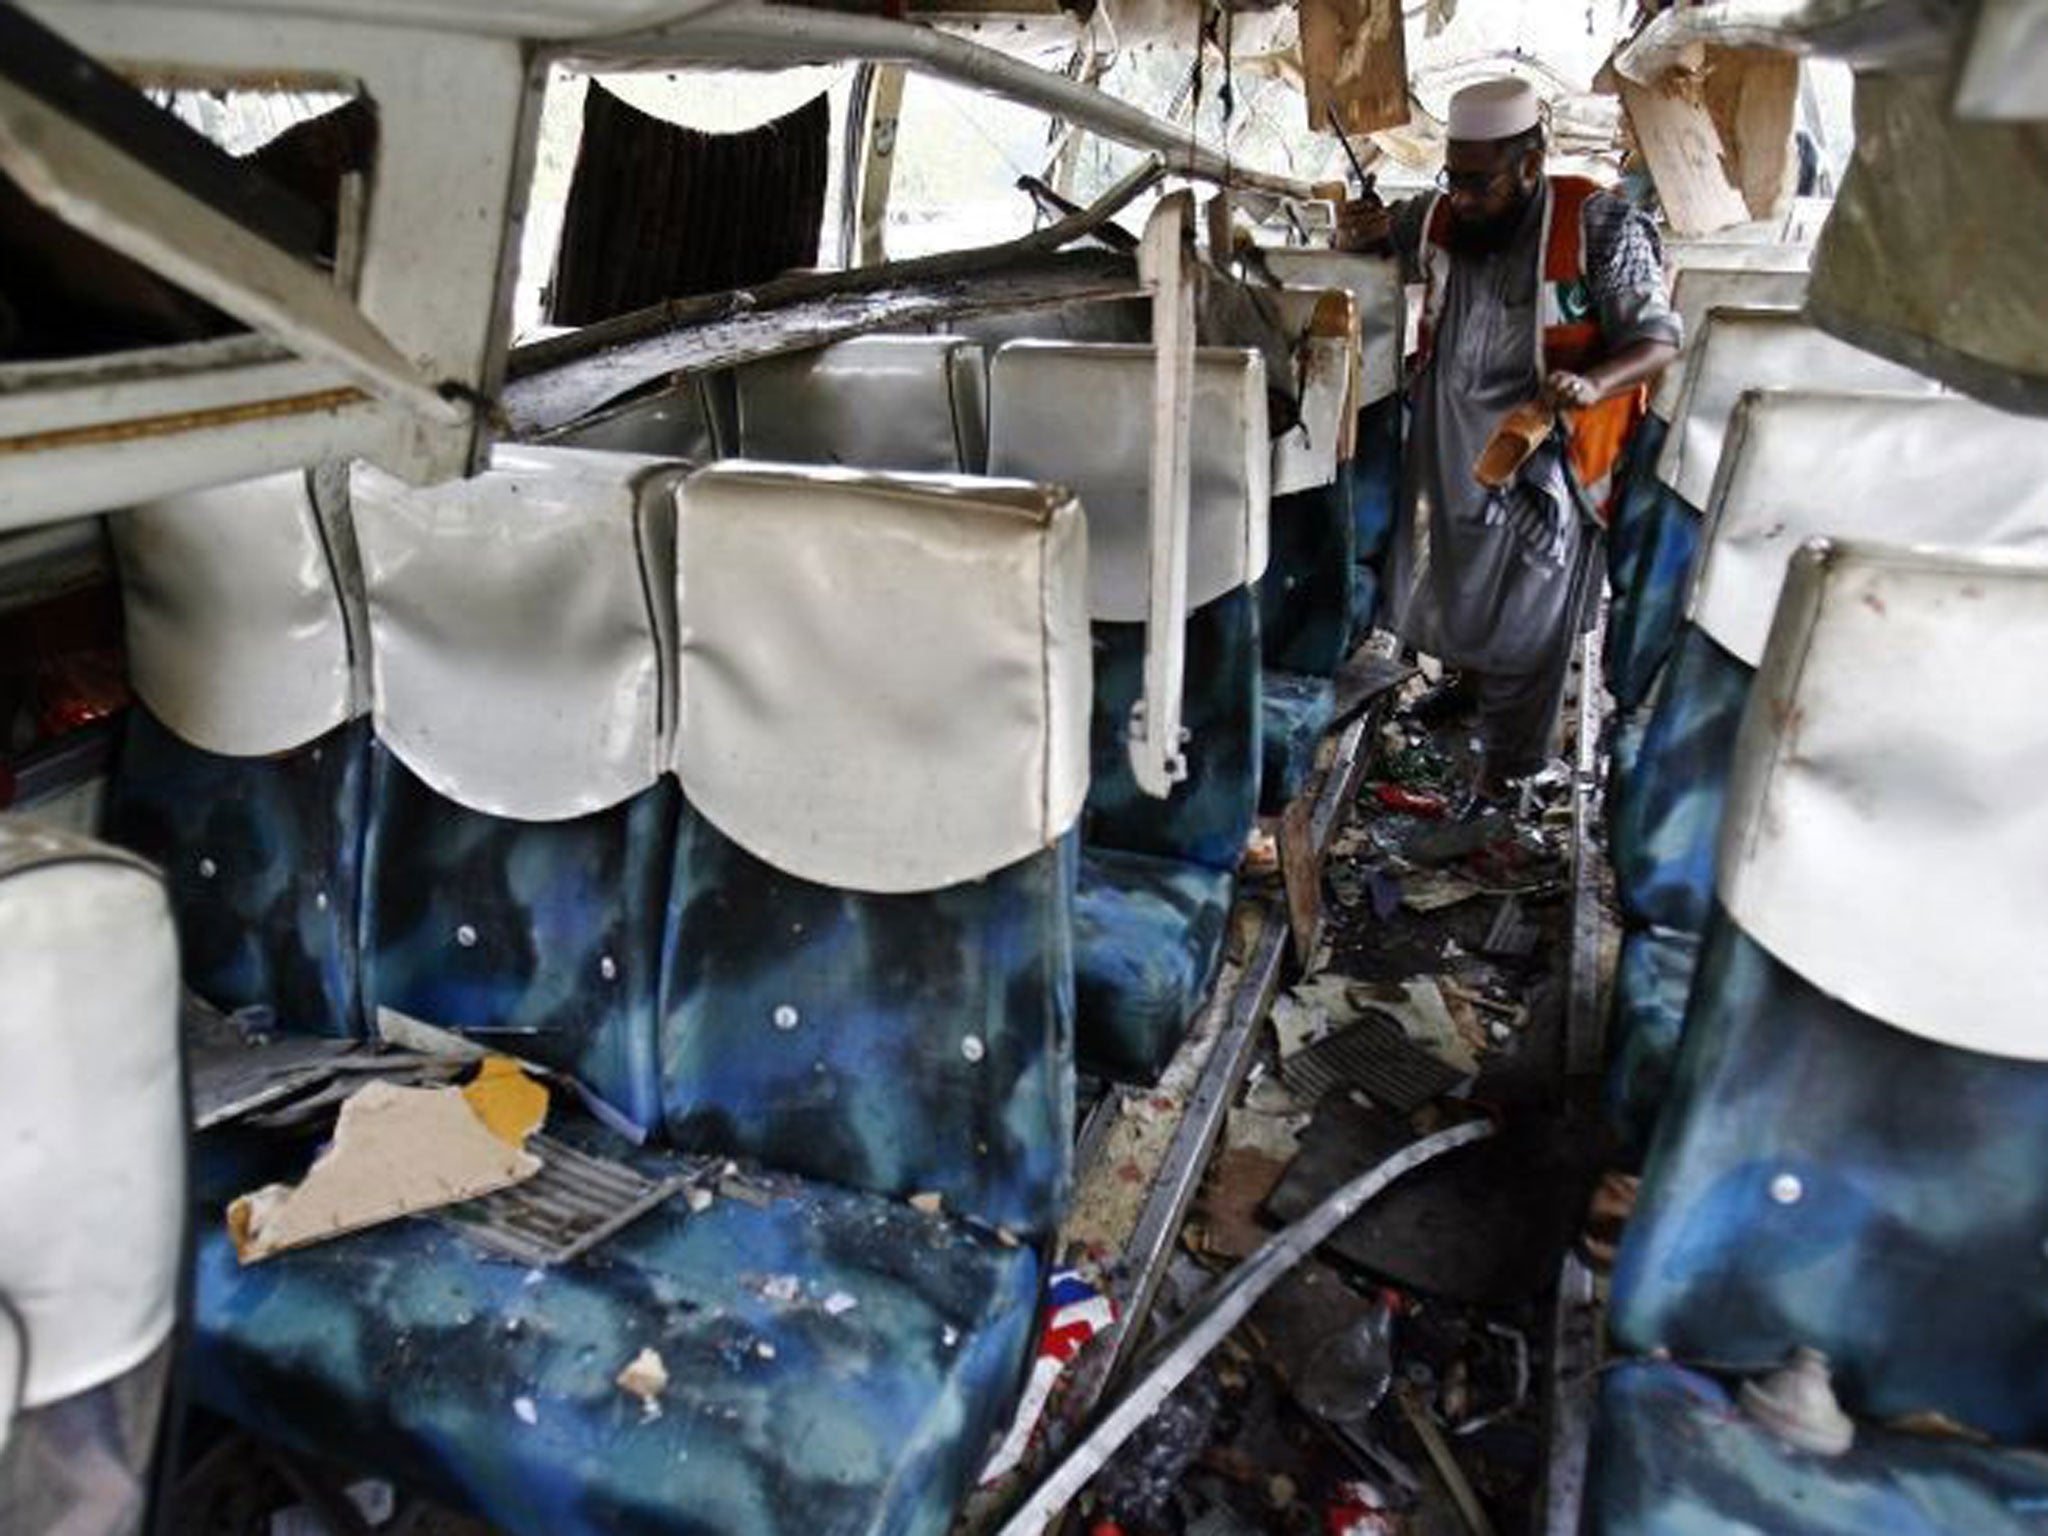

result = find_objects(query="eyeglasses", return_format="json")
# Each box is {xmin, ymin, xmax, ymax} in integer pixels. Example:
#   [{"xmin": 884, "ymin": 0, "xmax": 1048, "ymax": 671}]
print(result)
[{"xmin": 1434, "ymin": 165, "xmax": 1515, "ymax": 198}]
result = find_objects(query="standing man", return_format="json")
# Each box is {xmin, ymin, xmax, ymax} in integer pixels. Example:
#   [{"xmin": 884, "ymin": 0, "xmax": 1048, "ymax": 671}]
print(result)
[{"xmin": 1339, "ymin": 77, "xmax": 1681, "ymax": 803}]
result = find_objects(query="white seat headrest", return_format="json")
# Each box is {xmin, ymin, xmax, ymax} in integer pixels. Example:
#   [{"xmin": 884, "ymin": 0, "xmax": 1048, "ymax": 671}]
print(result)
[
  {"xmin": 673, "ymin": 463, "xmax": 1090, "ymax": 895},
  {"xmin": 735, "ymin": 335, "xmax": 988, "ymax": 474},
  {"xmin": 1663, "ymin": 239, "xmax": 1812, "ymax": 276},
  {"xmin": 1650, "ymin": 266, "xmax": 1810, "ymax": 420},
  {"xmin": 986, "ymin": 340, "xmax": 1269, "ymax": 623},
  {"xmin": 1259, "ymin": 249, "xmax": 1406, "ymax": 406},
  {"xmin": 351, "ymin": 446, "xmax": 684, "ymax": 822},
  {"xmin": 1693, "ymin": 390, "xmax": 2048, "ymax": 666},
  {"xmin": 111, "ymin": 470, "xmax": 367, "ymax": 757},
  {"xmin": 1657, "ymin": 310, "xmax": 1939, "ymax": 509},
  {"xmin": 0, "ymin": 821, "xmax": 181, "ymax": 1410},
  {"xmin": 1720, "ymin": 541, "xmax": 2048, "ymax": 1060}
]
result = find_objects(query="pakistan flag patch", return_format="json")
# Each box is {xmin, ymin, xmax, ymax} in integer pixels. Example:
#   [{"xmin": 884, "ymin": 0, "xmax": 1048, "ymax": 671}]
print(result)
[{"xmin": 1553, "ymin": 278, "xmax": 1594, "ymax": 322}]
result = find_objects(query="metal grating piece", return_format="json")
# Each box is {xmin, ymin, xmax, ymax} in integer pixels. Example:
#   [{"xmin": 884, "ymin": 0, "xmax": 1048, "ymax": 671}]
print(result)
[
  {"xmin": 1281, "ymin": 1011, "xmax": 1465, "ymax": 1114},
  {"xmin": 441, "ymin": 1135, "xmax": 695, "ymax": 1267}
]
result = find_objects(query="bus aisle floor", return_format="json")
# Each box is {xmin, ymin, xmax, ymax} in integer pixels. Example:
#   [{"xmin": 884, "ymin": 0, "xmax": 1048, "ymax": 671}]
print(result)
[{"xmin": 981, "ymin": 676, "xmax": 1617, "ymax": 1536}]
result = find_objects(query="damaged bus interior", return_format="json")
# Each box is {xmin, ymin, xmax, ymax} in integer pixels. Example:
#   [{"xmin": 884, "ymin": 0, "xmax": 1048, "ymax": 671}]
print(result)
[{"xmin": 2, "ymin": 1, "xmax": 2045, "ymax": 1534}]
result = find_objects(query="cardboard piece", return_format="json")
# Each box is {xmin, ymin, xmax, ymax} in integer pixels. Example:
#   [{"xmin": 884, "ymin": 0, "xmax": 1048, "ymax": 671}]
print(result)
[
  {"xmin": 1619, "ymin": 44, "xmax": 1797, "ymax": 237},
  {"xmin": 229, "ymin": 1079, "xmax": 543, "ymax": 1263},
  {"xmin": 1301, "ymin": 0, "xmax": 1410, "ymax": 137}
]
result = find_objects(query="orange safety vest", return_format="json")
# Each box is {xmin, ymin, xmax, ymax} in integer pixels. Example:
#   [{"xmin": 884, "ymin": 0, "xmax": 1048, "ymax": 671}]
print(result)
[{"xmin": 1414, "ymin": 175, "xmax": 1648, "ymax": 524}]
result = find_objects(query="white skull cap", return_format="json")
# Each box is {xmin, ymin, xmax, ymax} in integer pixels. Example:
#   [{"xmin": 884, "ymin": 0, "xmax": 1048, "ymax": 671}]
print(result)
[{"xmin": 1447, "ymin": 77, "xmax": 1541, "ymax": 142}]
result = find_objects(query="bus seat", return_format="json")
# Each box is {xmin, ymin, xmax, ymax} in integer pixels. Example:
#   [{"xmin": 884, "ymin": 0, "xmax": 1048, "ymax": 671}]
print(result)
[
  {"xmin": 538, "ymin": 370, "xmax": 736, "ymax": 460},
  {"xmin": 732, "ymin": 335, "xmax": 988, "ymax": 473},
  {"xmin": 1259, "ymin": 288, "xmax": 1358, "ymax": 680},
  {"xmin": 188, "ymin": 456, "xmax": 1056, "ymax": 1536},
  {"xmin": 189, "ymin": 1120, "xmax": 1041, "ymax": 1536},
  {"xmin": 1605, "ymin": 308, "xmax": 1935, "ymax": 713},
  {"xmin": 1606, "ymin": 266, "xmax": 1807, "ymax": 610},
  {"xmin": 1260, "ymin": 250, "xmax": 1407, "ymax": 606},
  {"xmin": 102, "ymin": 470, "xmax": 372, "ymax": 1038},
  {"xmin": 350, "ymin": 447, "xmax": 688, "ymax": 1136},
  {"xmin": 1606, "ymin": 391, "xmax": 2048, "ymax": 1147},
  {"xmin": 1194, "ymin": 289, "xmax": 1346, "ymax": 804},
  {"xmin": 988, "ymin": 339, "xmax": 1265, "ymax": 1079},
  {"xmin": 1587, "ymin": 542, "xmax": 2048, "ymax": 1536},
  {"xmin": 0, "ymin": 822, "xmax": 182, "ymax": 1535},
  {"xmin": 659, "ymin": 464, "xmax": 1088, "ymax": 1238}
]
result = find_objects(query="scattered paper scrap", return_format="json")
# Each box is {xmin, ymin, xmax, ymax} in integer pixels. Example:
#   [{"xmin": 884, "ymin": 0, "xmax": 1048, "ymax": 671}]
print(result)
[{"xmin": 228, "ymin": 1080, "xmax": 542, "ymax": 1263}]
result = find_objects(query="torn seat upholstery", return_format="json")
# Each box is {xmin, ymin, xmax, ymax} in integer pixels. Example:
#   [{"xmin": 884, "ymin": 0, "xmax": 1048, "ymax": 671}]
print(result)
[
  {"xmin": 186, "ymin": 455, "xmax": 1083, "ymax": 1536},
  {"xmin": 1588, "ymin": 541, "xmax": 2048, "ymax": 1534},
  {"xmin": 989, "ymin": 340, "xmax": 1266, "ymax": 1080},
  {"xmin": 1262, "ymin": 250, "xmax": 1407, "ymax": 639},
  {"xmin": 1253, "ymin": 288, "xmax": 1357, "ymax": 810}
]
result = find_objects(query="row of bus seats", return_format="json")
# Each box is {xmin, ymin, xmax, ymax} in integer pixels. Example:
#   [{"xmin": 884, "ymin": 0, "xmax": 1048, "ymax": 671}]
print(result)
[
  {"xmin": 559, "ymin": 271, "xmax": 1399, "ymax": 1081},
  {"xmin": 99, "ymin": 452, "xmax": 1092, "ymax": 1536},
  {"xmin": 566, "ymin": 331, "xmax": 1262, "ymax": 1082},
  {"xmin": 1604, "ymin": 388, "xmax": 2048, "ymax": 1146},
  {"xmin": 1585, "ymin": 536, "xmax": 2048, "ymax": 1535}
]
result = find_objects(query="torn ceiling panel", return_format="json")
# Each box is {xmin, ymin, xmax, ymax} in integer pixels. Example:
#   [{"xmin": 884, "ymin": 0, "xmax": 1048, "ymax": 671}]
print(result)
[{"xmin": 1807, "ymin": 68, "xmax": 2048, "ymax": 415}]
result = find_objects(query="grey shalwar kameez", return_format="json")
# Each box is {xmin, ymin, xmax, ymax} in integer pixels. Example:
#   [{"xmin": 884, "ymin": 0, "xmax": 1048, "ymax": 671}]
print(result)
[{"xmin": 1382, "ymin": 186, "xmax": 1681, "ymax": 781}]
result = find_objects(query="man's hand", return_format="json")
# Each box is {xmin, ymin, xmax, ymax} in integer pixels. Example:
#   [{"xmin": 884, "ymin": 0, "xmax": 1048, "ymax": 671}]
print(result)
[
  {"xmin": 1335, "ymin": 198, "xmax": 1393, "ymax": 254},
  {"xmin": 1542, "ymin": 370, "xmax": 1602, "ymax": 410}
]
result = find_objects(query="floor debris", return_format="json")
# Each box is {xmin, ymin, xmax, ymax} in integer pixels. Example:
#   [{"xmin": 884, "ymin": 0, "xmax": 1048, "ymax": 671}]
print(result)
[{"xmin": 616, "ymin": 1347, "xmax": 670, "ymax": 1416}]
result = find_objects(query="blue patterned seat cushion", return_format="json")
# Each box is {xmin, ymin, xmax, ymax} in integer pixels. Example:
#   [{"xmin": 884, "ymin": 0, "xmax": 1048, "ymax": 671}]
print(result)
[
  {"xmin": 1614, "ymin": 917, "xmax": 2048, "ymax": 1443},
  {"xmin": 189, "ymin": 1122, "xmax": 1039, "ymax": 1536},
  {"xmin": 1073, "ymin": 847, "xmax": 1234, "ymax": 1082},
  {"xmin": 660, "ymin": 805, "xmax": 1074, "ymax": 1239},
  {"xmin": 1602, "ymin": 414, "xmax": 1669, "ymax": 605},
  {"xmin": 1604, "ymin": 478, "xmax": 1702, "ymax": 711},
  {"xmin": 1603, "ymin": 924, "xmax": 1700, "ymax": 1159},
  {"xmin": 1612, "ymin": 626, "xmax": 1753, "ymax": 933},
  {"xmin": 1261, "ymin": 478, "xmax": 1355, "ymax": 678},
  {"xmin": 102, "ymin": 705, "xmax": 369, "ymax": 1038},
  {"xmin": 360, "ymin": 742, "xmax": 673, "ymax": 1137},
  {"xmin": 1085, "ymin": 588, "xmax": 1261, "ymax": 874},
  {"xmin": 1350, "ymin": 396, "xmax": 1402, "ymax": 564},
  {"xmin": 1260, "ymin": 670, "xmax": 1336, "ymax": 812},
  {"xmin": 1588, "ymin": 1361, "xmax": 2048, "ymax": 1536}
]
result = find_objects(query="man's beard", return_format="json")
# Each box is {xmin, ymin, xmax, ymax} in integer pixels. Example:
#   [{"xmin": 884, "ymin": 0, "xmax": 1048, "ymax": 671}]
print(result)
[{"xmin": 1442, "ymin": 185, "xmax": 1537, "ymax": 256}]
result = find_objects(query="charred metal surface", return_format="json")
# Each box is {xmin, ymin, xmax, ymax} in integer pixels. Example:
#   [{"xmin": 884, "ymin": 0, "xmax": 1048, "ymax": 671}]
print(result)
[{"xmin": 504, "ymin": 251, "xmax": 1144, "ymax": 435}]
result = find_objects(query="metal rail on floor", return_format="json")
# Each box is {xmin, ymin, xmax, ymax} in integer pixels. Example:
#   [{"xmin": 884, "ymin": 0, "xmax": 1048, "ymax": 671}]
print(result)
[
  {"xmin": 1075, "ymin": 704, "xmax": 1382, "ymax": 1416},
  {"xmin": 1564, "ymin": 605, "xmax": 1611, "ymax": 1078}
]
